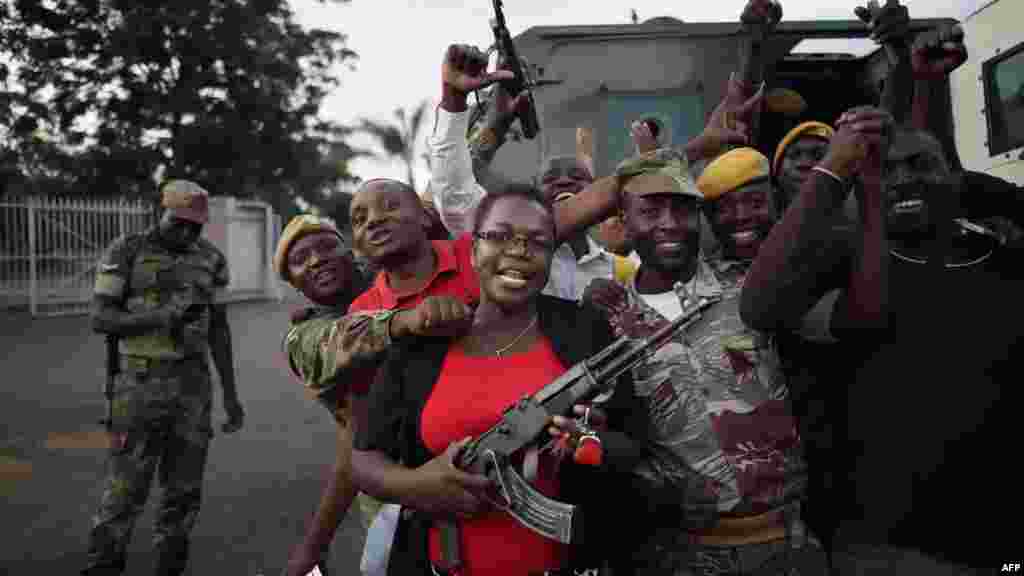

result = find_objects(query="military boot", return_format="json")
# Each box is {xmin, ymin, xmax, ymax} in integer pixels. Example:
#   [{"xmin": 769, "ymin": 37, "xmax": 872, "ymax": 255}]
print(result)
[{"xmin": 153, "ymin": 535, "xmax": 189, "ymax": 576}]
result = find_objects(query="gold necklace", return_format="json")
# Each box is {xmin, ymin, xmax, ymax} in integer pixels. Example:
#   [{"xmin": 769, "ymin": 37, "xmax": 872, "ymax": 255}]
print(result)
[{"xmin": 493, "ymin": 316, "xmax": 538, "ymax": 357}]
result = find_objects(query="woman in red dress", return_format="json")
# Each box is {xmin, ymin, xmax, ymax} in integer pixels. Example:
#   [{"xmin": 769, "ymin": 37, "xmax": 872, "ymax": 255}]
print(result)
[{"xmin": 354, "ymin": 183, "xmax": 649, "ymax": 576}]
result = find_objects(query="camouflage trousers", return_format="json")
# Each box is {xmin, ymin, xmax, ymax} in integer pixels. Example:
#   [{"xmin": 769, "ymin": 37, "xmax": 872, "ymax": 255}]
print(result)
[
  {"xmin": 82, "ymin": 355, "xmax": 213, "ymax": 576},
  {"xmin": 633, "ymin": 519, "xmax": 829, "ymax": 576}
]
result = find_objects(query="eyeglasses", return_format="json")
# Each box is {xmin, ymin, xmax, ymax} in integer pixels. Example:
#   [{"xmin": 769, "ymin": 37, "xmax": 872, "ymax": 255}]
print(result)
[
  {"xmin": 475, "ymin": 230, "xmax": 554, "ymax": 256},
  {"xmin": 288, "ymin": 239, "xmax": 347, "ymax": 269}
]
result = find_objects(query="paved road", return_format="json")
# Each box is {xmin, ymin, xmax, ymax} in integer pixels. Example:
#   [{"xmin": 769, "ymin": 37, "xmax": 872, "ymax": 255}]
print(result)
[{"xmin": 1, "ymin": 298, "xmax": 367, "ymax": 575}]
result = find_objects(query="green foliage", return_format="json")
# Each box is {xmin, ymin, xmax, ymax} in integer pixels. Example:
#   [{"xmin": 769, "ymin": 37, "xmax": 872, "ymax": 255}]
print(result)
[{"xmin": 0, "ymin": 0, "xmax": 365, "ymax": 216}]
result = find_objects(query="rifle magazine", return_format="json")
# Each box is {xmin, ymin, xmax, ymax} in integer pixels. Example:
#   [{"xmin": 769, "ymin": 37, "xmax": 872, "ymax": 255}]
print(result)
[{"xmin": 494, "ymin": 462, "xmax": 577, "ymax": 544}]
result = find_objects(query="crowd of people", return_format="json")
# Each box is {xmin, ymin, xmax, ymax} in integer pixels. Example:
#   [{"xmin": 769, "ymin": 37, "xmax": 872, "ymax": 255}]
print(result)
[{"xmin": 81, "ymin": 0, "xmax": 1022, "ymax": 575}]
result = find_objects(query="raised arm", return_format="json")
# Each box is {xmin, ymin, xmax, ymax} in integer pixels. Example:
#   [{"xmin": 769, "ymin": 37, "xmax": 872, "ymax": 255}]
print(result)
[
  {"xmin": 742, "ymin": 107, "xmax": 892, "ymax": 339},
  {"xmin": 855, "ymin": 0, "xmax": 914, "ymax": 125},
  {"xmin": 554, "ymin": 86, "xmax": 765, "ymax": 241},
  {"xmin": 737, "ymin": 0, "xmax": 782, "ymax": 146},
  {"xmin": 908, "ymin": 24, "xmax": 968, "ymax": 171},
  {"xmin": 429, "ymin": 44, "xmax": 518, "ymax": 237}
]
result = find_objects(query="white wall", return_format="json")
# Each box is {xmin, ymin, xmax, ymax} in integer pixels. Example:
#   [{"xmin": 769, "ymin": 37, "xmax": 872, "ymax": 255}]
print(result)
[
  {"xmin": 203, "ymin": 197, "xmax": 282, "ymax": 303},
  {"xmin": 952, "ymin": 0, "xmax": 1024, "ymax": 185}
]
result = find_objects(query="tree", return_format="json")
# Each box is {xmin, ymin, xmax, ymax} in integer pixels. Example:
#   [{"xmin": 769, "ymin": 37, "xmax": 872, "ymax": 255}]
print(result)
[
  {"xmin": 357, "ymin": 100, "xmax": 430, "ymax": 191},
  {"xmin": 0, "ymin": 0, "xmax": 361, "ymax": 218}
]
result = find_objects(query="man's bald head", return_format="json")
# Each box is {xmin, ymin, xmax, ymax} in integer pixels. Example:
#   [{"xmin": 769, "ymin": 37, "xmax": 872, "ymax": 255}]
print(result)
[
  {"xmin": 349, "ymin": 177, "xmax": 430, "ymax": 268},
  {"xmin": 357, "ymin": 178, "xmax": 418, "ymax": 203}
]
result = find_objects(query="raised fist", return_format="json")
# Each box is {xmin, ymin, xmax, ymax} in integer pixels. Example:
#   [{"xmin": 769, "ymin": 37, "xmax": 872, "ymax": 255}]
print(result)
[
  {"xmin": 825, "ymin": 106, "xmax": 893, "ymax": 186},
  {"xmin": 631, "ymin": 120, "xmax": 658, "ymax": 155},
  {"xmin": 741, "ymin": 0, "xmax": 783, "ymax": 35},
  {"xmin": 854, "ymin": 0, "xmax": 910, "ymax": 45},
  {"xmin": 442, "ymin": 44, "xmax": 513, "ymax": 96},
  {"xmin": 911, "ymin": 24, "xmax": 968, "ymax": 80}
]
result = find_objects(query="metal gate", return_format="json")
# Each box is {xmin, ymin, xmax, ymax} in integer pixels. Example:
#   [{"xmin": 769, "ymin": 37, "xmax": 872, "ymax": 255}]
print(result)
[{"xmin": 0, "ymin": 196, "xmax": 155, "ymax": 317}]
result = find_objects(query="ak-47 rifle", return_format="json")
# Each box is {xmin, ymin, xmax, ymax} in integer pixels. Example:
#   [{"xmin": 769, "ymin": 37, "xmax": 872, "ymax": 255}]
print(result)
[
  {"xmin": 434, "ymin": 292, "xmax": 718, "ymax": 573},
  {"xmin": 483, "ymin": 0, "xmax": 540, "ymax": 140}
]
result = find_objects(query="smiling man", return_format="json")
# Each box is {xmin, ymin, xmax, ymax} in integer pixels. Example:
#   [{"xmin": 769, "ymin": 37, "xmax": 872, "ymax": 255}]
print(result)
[
  {"xmin": 701, "ymin": 148, "xmax": 777, "ymax": 262},
  {"xmin": 773, "ymin": 121, "xmax": 835, "ymax": 212},
  {"xmin": 275, "ymin": 213, "xmax": 385, "ymax": 576},
  {"xmin": 280, "ymin": 181, "xmax": 491, "ymax": 575},
  {"xmin": 276, "ymin": 211, "xmax": 477, "ymax": 576},
  {"xmin": 580, "ymin": 149, "xmax": 827, "ymax": 575}
]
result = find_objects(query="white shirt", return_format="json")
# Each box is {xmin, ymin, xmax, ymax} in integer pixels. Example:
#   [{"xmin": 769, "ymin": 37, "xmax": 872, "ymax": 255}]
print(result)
[
  {"xmin": 427, "ymin": 106, "xmax": 624, "ymax": 301},
  {"xmin": 426, "ymin": 106, "xmax": 486, "ymax": 239},
  {"xmin": 545, "ymin": 235, "xmax": 623, "ymax": 301}
]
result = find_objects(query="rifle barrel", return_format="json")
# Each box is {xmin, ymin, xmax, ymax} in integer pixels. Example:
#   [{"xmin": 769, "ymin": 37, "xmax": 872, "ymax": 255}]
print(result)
[{"xmin": 590, "ymin": 299, "xmax": 708, "ymax": 383}]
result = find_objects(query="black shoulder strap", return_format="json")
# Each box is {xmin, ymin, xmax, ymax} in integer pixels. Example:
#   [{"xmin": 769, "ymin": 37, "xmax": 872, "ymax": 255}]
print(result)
[{"xmin": 538, "ymin": 295, "xmax": 606, "ymax": 368}]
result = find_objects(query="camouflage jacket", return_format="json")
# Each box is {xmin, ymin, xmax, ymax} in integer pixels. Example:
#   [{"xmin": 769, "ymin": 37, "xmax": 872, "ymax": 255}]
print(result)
[
  {"xmin": 609, "ymin": 257, "xmax": 805, "ymax": 521},
  {"xmin": 282, "ymin": 307, "xmax": 397, "ymax": 425},
  {"xmin": 93, "ymin": 228, "xmax": 230, "ymax": 360}
]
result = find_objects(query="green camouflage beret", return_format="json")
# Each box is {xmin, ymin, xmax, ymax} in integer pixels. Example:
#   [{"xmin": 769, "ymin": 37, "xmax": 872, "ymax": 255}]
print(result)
[{"xmin": 615, "ymin": 148, "xmax": 702, "ymax": 199}]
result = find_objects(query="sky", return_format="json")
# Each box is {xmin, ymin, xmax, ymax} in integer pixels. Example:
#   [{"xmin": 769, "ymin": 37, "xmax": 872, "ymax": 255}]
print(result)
[{"xmin": 290, "ymin": 0, "xmax": 980, "ymax": 193}]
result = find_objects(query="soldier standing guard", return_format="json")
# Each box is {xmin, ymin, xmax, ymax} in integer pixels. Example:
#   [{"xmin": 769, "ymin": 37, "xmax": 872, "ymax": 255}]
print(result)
[{"xmin": 83, "ymin": 180, "xmax": 245, "ymax": 576}]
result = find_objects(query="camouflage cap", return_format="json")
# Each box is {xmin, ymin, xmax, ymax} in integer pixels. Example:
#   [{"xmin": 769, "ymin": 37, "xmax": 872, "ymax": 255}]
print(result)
[
  {"xmin": 161, "ymin": 180, "xmax": 209, "ymax": 224},
  {"xmin": 615, "ymin": 148, "xmax": 701, "ymax": 199},
  {"xmin": 273, "ymin": 214, "xmax": 346, "ymax": 285}
]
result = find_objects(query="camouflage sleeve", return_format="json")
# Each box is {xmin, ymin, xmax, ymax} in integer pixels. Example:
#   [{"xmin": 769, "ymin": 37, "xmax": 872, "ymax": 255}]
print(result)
[
  {"xmin": 283, "ymin": 309, "xmax": 399, "ymax": 407},
  {"xmin": 93, "ymin": 235, "xmax": 136, "ymax": 302}
]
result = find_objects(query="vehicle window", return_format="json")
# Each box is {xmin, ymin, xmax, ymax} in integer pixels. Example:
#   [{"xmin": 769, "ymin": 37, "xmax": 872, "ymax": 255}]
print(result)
[{"xmin": 983, "ymin": 42, "xmax": 1024, "ymax": 156}]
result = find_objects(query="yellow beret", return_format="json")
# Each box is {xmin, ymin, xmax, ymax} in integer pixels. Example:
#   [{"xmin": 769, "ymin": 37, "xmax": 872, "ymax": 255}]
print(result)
[
  {"xmin": 764, "ymin": 87, "xmax": 808, "ymax": 117},
  {"xmin": 161, "ymin": 180, "xmax": 209, "ymax": 224},
  {"xmin": 697, "ymin": 147, "xmax": 771, "ymax": 202},
  {"xmin": 772, "ymin": 121, "xmax": 835, "ymax": 176},
  {"xmin": 273, "ymin": 214, "xmax": 344, "ymax": 284}
]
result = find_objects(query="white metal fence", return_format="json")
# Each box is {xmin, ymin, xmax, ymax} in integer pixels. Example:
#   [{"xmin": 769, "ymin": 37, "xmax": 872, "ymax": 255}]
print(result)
[{"xmin": 0, "ymin": 196, "xmax": 156, "ymax": 317}]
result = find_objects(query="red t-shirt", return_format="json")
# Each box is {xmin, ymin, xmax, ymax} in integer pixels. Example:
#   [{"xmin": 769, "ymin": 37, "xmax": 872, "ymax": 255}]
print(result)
[
  {"xmin": 346, "ymin": 235, "xmax": 480, "ymax": 395},
  {"xmin": 421, "ymin": 337, "xmax": 569, "ymax": 575}
]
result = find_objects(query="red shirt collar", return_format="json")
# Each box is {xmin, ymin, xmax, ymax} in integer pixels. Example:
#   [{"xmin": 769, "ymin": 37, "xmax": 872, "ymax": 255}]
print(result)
[{"xmin": 373, "ymin": 240, "xmax": 459, "ymax": 309}]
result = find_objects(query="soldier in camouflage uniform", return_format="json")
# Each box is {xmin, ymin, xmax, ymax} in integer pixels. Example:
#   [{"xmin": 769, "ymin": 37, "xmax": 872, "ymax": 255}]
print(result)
[
  {"xmin": 584, "ymin": 150, "xmax": 828, "ymax": 575},
  {"xmin": 84, "ymin": 180, "xmax": 244, "ymax": 576}
]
